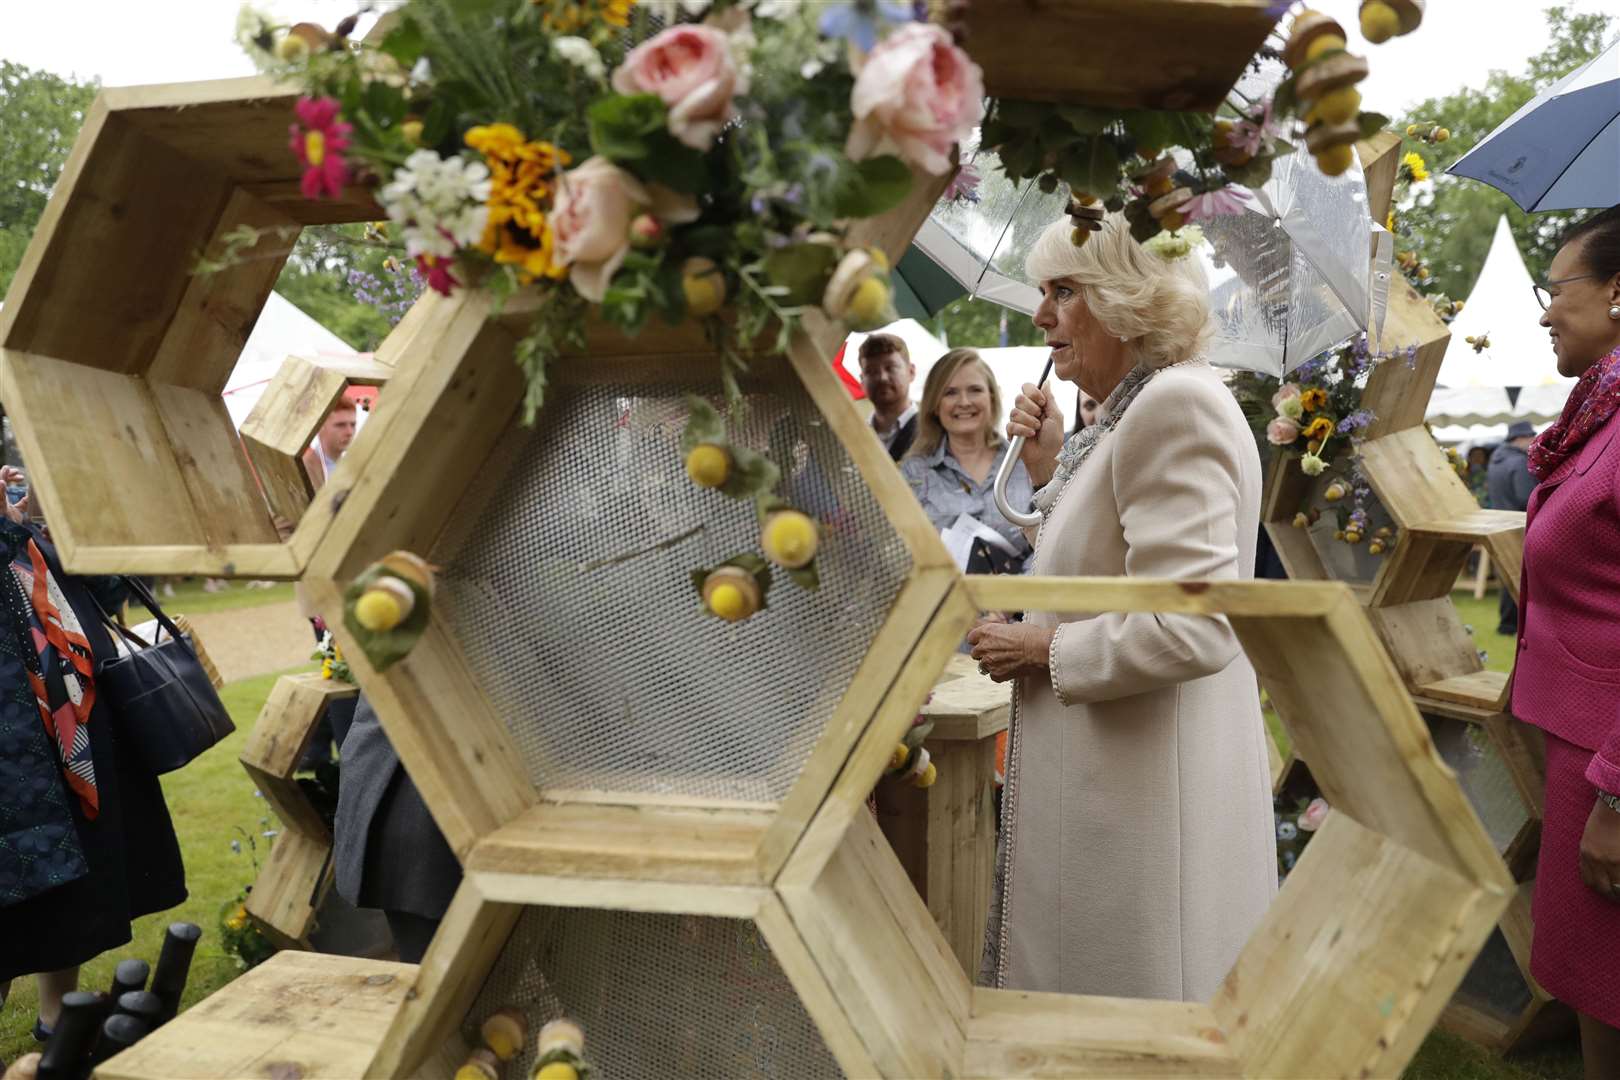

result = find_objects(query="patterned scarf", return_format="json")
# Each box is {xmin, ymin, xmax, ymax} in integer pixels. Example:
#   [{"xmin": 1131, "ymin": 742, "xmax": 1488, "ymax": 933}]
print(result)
[
  {"xmin": 12, "ymin": 540, "xmax": 98, "ymax": 817},
  {"xmin": 1528, "ymin": 344, "xmax": 1620, "ymax": 481}
]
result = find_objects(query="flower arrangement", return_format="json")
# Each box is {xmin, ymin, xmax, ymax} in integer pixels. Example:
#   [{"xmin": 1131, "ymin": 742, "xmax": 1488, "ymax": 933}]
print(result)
[
  {"xmin": 974, "ymin": 6, "xmax": 1398, "ymax": 246},
  {"xmin": 251, "ymin": 0, "xmax": 984, "ymax": 417},
  {"xmin": 222, "ymin": 814, "xmax": 279, "ymax": 970},
  {"xmin": 1230, "ymin": 333, "xmax": 1408, "ymax": 555},
  {"xmin": 311, "ymin": 620, "xmax": 355, "ymax": 683},
  {"xmin": 1276, "ymin": 794, "xmax": 1330, "ymax": 881}
]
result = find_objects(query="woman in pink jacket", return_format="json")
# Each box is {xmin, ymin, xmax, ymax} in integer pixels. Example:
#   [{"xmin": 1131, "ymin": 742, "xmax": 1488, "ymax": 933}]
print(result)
[{"xmin": 1513, "ymin": 203, "xmax": 1620, "ymax": 1078}]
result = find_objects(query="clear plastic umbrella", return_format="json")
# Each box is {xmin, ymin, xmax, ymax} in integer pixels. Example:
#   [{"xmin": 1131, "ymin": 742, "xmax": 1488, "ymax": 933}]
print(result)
[{"xmin": 1198, "ymin": 141, "xmax": 1395, "ymax": 377}]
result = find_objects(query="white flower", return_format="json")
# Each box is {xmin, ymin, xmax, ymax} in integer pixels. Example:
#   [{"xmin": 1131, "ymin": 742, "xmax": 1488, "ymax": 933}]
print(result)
[
  {"xmin": 553, "ymin": 36, "xmax": 606, "ymax": 81},
  {"xmin": 642, "ymin": 0, "xmax": 713, "ymax": 21},
  {"xmin": 1299, "ymin": 451, "xmax": 1327, "ymax": 476},
  {"xmin": 378, "ymin": 150, "xmax": 492, "ymax": 260},
  {"xmin": 752, "ymin": 0, "xmax": 797, "ymax": 16},
  {"xmin": 234, "ymin": 3, "xmax": 278, "ymax": 70}
]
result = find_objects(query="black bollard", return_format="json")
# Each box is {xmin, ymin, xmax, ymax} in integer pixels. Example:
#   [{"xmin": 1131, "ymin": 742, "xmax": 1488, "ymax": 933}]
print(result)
[
  {"xmin": 35, "ymin": 991, "xmax": 103, "ymax": 1080},
  {"xmin": 108, "ymin": 959, "xmax": 150, "ymax": 1000},
  {"xmin": 112, "ymin": 991, "xmax": 163, "ymax": 1030},
  {"xmin": 148, "ymin": 922, "xmax": 202, "ymax": 1024},
  {"xmin": 85, "ymin": 1015, "xmax": 149, "ymax": 1070}
]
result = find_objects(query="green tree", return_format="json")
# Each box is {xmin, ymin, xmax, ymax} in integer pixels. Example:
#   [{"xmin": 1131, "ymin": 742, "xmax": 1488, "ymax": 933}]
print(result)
[
  {"xmin": 273, "ymin": 224, "xmax": 420, "ymax": 352},
  {"xmin": 0, "ymin": 62, "xmax": 98, "ymax": 297},
  {"xmin": 1396, "ymin": 6, "xmax": 1613, "ymax": 300},
  {"xmin": 934, "ymin": 295, "xmax": 1044, "ymax": 348}
]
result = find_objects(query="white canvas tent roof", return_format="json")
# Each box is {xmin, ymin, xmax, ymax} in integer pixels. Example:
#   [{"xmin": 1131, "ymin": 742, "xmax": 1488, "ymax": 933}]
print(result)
[
  {"xmin": 1437, "ymin": 216, "xmax": 1572, "ymax": 390},
  {"xmin": 221, "ymin": 291, "xmax": 361, "ymax": 428}
]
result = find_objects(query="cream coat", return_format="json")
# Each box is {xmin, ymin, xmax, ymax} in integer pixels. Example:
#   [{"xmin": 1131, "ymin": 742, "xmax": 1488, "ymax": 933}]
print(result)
[{"xmin": 995, "ymin": 360, "xmax": 1277, "ymax": 1002}]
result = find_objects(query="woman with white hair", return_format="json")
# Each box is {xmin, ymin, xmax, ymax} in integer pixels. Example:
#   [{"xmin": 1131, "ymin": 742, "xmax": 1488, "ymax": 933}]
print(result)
[{"xmin": 967, "ymin": 214, "xmax": 1276, "ymax": 1002}]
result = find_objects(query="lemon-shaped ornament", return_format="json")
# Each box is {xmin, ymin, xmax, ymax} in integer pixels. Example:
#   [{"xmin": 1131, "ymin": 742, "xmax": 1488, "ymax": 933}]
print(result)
[
  {"xmin": 682, "ymin": 257, "xmax": 726, "ymax": 317},
  {"xmin": 1315, "ymin": 86, "xmax": 1362, "ymax": 125},
  {"xmin": 535, "ymin": 1064, "xmax": 578, "ymax": 1080},
  {"xmin": 355, "ymin": 577, "xmax": 415, "ymax": 632},
  {"xmin": 702, "ymin": 566, "xmax": 764, "ymax": 623},
  {"xmin": 481, "ymin": 1008, "xmax": 527, "ymax": 1061},
  {"xmin": 1359, "ymin": 0, "xmax": 1400, "ymax": 42},
  {"xmin": 684, "ymin": 443, "xmax": 731, "ymax": 489},
  {"xmin": 762, "ymin": 510, "xmax": 818, "ymax": 570}
]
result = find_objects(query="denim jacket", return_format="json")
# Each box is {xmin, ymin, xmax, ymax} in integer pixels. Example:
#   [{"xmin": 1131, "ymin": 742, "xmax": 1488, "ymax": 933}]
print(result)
[{"xmin": 900, "ymin": 439, "xmax": 1034, "ymax": 557}]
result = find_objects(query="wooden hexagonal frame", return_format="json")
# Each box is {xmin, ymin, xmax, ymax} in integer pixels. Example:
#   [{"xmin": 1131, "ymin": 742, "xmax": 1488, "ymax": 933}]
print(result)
[
  {"xmin": 239, "ymin": 354, "xmax": 397, "ymax": 527},
  {"xmin": 358, "ymin": 576, "xmax": 1512, "ymax": 1078},
  {"xmin": 0, "ymin": 76, "xmax": 383, "ymax": 579}
]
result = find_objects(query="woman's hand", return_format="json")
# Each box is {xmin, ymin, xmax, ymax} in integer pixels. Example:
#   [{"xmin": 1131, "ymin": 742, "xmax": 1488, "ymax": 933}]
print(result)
[
  {"xmin": 966, "ymin": 617, "xmax": 1053, "ymax": 683},
  {"xmin": 1580, "ymin": 797, "xmax": 1620, "ymax": 903},
  {"xmin": 1008, "ymin": 382, "xmax": 1065, "ymax": 488}
]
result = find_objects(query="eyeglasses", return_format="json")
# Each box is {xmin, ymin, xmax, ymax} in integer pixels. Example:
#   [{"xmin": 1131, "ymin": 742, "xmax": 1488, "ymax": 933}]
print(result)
[{"xmin": 1533, "ymin": 273, "xmax": 1601, "ymax": 311}]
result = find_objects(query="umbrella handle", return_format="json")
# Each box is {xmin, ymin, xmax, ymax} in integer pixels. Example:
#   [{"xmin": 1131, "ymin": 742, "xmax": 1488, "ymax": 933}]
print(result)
[{"xmin": 994, "ymin": 436, "xmax": 1043, "ymax": 529}]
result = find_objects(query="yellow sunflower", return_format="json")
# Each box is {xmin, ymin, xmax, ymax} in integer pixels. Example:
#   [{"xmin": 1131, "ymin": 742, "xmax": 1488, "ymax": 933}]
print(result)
[
  {"xmin": 1298, "ymin": 387, "xmax": 1328, "ymax": 413},
  {"xmin": 465, "ymin": 123, "xmax": 573, "ymax": 284},
  {"xmin": 1402, "ymin": 152, "xmax": 1429, "ymax": 183},
  {"xmin": 1302, "ymin": 416, "xmax": 1336, "ymax": 442}
]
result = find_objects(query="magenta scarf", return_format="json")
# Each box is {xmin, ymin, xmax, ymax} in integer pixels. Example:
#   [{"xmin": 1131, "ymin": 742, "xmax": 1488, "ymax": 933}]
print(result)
[{"xmin": 1528, "ymin": 345, "xmax": 1620, "ymax": 480}]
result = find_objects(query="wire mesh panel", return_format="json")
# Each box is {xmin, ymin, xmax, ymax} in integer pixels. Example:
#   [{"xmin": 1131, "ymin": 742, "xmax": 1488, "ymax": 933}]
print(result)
[
  {"xmin": 1451, "ymin": 926, "xmax": 1534, "ymax": 1022},
  {"xmin": 432, "ymin": 359, "xmax": 913, "ymax": 804},
  {"xmin": 462, "ymin": 907, "xmax": 842, "ymax": 1079},
  {"xmin": 1424, "ymin": 715, "xmax": 1531, "ymax": 856}
]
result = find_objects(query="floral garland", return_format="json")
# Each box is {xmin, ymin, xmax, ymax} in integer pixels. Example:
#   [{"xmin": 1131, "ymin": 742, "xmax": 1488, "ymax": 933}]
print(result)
[
  {"xmin": 248, "ymin": 0, "xmax": 984, "ymax": 418},
  {"xmin": 973, "ymin": 3, "xmax": 1423, "ymax": 246}
]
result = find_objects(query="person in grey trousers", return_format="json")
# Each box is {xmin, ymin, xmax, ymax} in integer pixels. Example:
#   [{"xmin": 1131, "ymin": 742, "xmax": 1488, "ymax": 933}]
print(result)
[
  {"xmin": 333, "ymin": 692, "xmax": 462, "ymax": 963},
  {"xmin": 1487, "ymin": 420, "xmax": 1538, "ymax": 635}
]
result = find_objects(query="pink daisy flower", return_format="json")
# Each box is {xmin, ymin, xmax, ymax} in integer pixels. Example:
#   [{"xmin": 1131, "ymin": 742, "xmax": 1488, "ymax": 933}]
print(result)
[
  {"xmin": 1182, "ymin": 185, "xmax": 1256, "ymax": 224},
  {"xmin": 289, "ymin": 96, "xmax": 353, "ymax": 201}
]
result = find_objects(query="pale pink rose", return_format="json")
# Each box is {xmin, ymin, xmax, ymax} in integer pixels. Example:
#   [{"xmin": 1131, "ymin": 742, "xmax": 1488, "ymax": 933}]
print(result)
[
  {"xmin": 1266, "ymin": 416, "xmax": 1302, "ymax": 445},
  {"xmin": 1298, "ymin": 798, "xmax": 1330, "ymax": 832},
  {"xmin": 1271, "ymin": 383, "xmax": 1302, "ymax": 409},
  {"xmin": 612, "ymin": 25, "xmax": 748, "ymax": 151},
  {"xmin": 552, "ymin": 157, "xmax": 699, "ymax": 303},
  {"xmin": 845, "ymin": 23, "xmax": 985, "ymax": 176}
]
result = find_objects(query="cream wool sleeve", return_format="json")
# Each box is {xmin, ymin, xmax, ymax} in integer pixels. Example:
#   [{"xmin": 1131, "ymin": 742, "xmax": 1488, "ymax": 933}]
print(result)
[{"xmin": 1048, "ymin": 371, "xmax": 1248, "ymax": 705}]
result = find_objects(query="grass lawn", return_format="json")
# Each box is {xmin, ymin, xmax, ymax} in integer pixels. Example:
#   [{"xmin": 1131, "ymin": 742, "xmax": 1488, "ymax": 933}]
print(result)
[
  {"xmin": 0, "ymin": 666, "xmax": 311, "ymax": 1066},
  {"xmin": 0, "ymin": 585, "xmax": 1587, "ymax": 1076},
  {"xmin": 132, "ymin": 578, "xmax": 297, "ymax": 620}
]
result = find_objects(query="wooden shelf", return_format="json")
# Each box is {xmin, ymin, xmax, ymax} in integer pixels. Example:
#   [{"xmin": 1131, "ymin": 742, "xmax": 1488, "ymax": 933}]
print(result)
[
  {"xmin": 464, "ymin": 801, "xmax": 774, "ymax": 890},
  {"xmin": 963, "ymin": 0, "xmax": 1282, "ymax": 111},
  {"xmin": 1406, "ymin": 510, "xmax": 1527, "ymax": 542},
  {"xmin": 1415, "ymin": 670, "xmax": 1511, "ymax": 714}
]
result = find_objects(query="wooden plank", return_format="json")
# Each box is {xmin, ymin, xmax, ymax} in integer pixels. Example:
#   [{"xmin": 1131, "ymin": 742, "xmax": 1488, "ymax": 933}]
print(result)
[
  {"xmin": 1361, "ymin": 278, "xmax": 1452, "ymax": 441},
  {"xmin": 1486, "ymin": 715, "xmax": 1546, "ymax": 818},
  {"xmin": 366, "ymin": 880, "xmax": 522, "ymax": 1080},
  {"xmin": 244, "ymin": 827, "xmax": 332, "ymax": 949},
  {"xmin": 1367, "ymin": 599, "xmax": 1485, "ymax": 690},
  {"xmin": 242, "ymin": 430, "xmax": 315, "ymax": 526},
  {"xmin": 1358, "ymin": 427, "xmax": 1479, "ymax": 526},
  {"xmin": 464, "ymin": 802, "xmax": 771, "ymax": 887},
  {"xmin": 759, "ymin": 567, "xmax": 959, "ymax": 880},
  {"xmin": 1406, "ymin": 509, "xmax": 1527, "ymax": 541},
  {"xmin": 962, "ymin": 0, "xmax": 1280, "ymax": 111},
  {"xmin": 1417, "ymin": 670, "xmax": 1511, "ymax": 713},
  {"xmin": 243, "ymin": 761, "xmax": 331, "ymax": 844},
  {"xmin": 99, "ymin": 951, "xmax": 413, "ymax": 1080},
  {"xmin": 468, "ymin": 870, "xmax": 768, "ymax": 919},
  {"xmin": 240, "ymin": 672, "xmax": 358, "ymax": 778},
  {"xmin": 1358, "ymin": 131, "xmax": 1404, "ymax": 230},
  {"xmin": 149, "ymin": 382, "xmax": 281, "ymax": 547},
  {"xmin": 929, "ymin": 736, "xmax": 998, "ymax": 976},
  {"xmin": 777, "ymin": 808, "xmax": 969, "ymax": 1079},
  {"xmin": 305, "ymin": 576, "xmax": 538, "ymax": 861},
  {"xmin": 147, "ymin": 187, "xmax": 300, "ymax": 394},
  {"xmin": 1211, "ymin": 813, "xmax": 1505, "ymax": 1079},
  {"xmin": 1485, "ymin": 528, "xmax": 1525, "ymax": 605},
  {"xmin": 754, "ymin": 893, "xmax": 883, "ymax": 1077},
  {"xmin": 920, "ymin": 668, "xmax": 1010, "ymax": 742},
  {"xmin": 964, "ymin": 574, "xmax": 1349, "ymax": 618},
  {"xmin": 1371, "ymin": 531, "xmax": 1475, "ymax": 607},
  {"xmin": 783, "ymin": 579, "xmax": 980, "ymax": 887},
  {"xmin": 240, "ymin": 355, "xmax": 354, "ymax": 457},
  {"xmin": 964, "ymin": 988, "xmax": 1241, "ymax": 1078}
]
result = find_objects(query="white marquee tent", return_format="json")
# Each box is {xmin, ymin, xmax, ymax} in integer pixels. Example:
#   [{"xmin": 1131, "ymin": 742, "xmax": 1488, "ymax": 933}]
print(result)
[{"xmin": 221, "ymin": 291, "xmax": 362, "ymax": 428}]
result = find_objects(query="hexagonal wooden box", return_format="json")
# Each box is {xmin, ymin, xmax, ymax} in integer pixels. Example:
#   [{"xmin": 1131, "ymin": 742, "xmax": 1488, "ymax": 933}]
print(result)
[
  {"xmin": 356, "ymin": 576, "xmax": 1512, "ymax": 1078},
  {"xmin": 0, "ymin": 76, "xmax": 382, "ymax": 579}
]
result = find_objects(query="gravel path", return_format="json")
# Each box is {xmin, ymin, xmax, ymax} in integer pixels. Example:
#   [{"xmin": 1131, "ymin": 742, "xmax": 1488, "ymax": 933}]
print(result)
[{"xmin": 184, "ymin": 600, "xmax": 316, "ymax": 683}]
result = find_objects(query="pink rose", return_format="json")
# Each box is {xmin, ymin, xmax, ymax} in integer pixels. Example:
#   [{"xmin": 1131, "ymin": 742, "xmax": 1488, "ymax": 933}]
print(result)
[
  {"xmin": 1299, "ymin": 798, "xmax": 1330, "ymax": 832},
  {"xmin": 1271, "ymin": 383, "xmax": 1302, "ymax": 409},
  {"xmin": 846, "ymin": 23, "xmax": 984, "ymax": 176},
  {"xmin": 612, "ymin": 25, "xmax": 747, "ymax": 151},
  {"xmin": 552, "ymin": 157, "xmax": 699, "ymax": 303},
  {"xmin": 1266, "ymin": 416, "xmax": 1301, "ymax": 445}
]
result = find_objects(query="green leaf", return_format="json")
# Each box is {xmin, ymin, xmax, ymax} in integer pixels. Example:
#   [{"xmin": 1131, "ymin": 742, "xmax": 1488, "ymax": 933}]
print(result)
[
  {"xmin": 1358, "ymin": 112, "xmax": 1391, "ymax": 139},
  {"xmin": 420, "ymin": 97, "xmax": 453, "ymax": 149},
  {"xmin": 1060, "ymin": 136, "xmax": 1120, "ymax": 201},
  {"xmin": 342, "ymin": 564, "xmax": 433, "ymax": 673},
  {"xmin": 721, "ymin": 445, "xmax": 781, "ymax": 500},
  {"xmin": 364, "ymin": 78, "xmax": 408, "ymax": 128},
  {"xmin": 679, "ymin": 396, "xmax": 726, "ymax": 454},
  {"xmin": 1122, "ymin": 110, "xmax": 1178, "ymax": 153},
  {"xmin": 763, "ymin": 242, "xmax": 840, "ymax": 307},
  {"xmin": 634, "ymin": 133, "xmax": 710, "ymax": 193},
  {"xmin": 787, "ymin": 561, "xmax": 820, "ymax": 591},
  {"xmin": 587, "ymin": 93, "xmax": 667, "ymax": 160},
  {"xmin": 831, "ymin": 155, "xmax": 913, "ymax": 219},
  {"xmin": 378, "ymin": 16, "xmax": 427, "ymax": 68},
  {"xmin": 1054, "ymin": 106, "xmax": 1112, "ymax": 134}
]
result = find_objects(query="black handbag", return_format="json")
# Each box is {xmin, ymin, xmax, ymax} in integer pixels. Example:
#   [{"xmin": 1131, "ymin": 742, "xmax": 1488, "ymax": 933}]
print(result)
[{"xmin": 93, "ymin": 577, "xmax": 234, "ymax": 775}]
